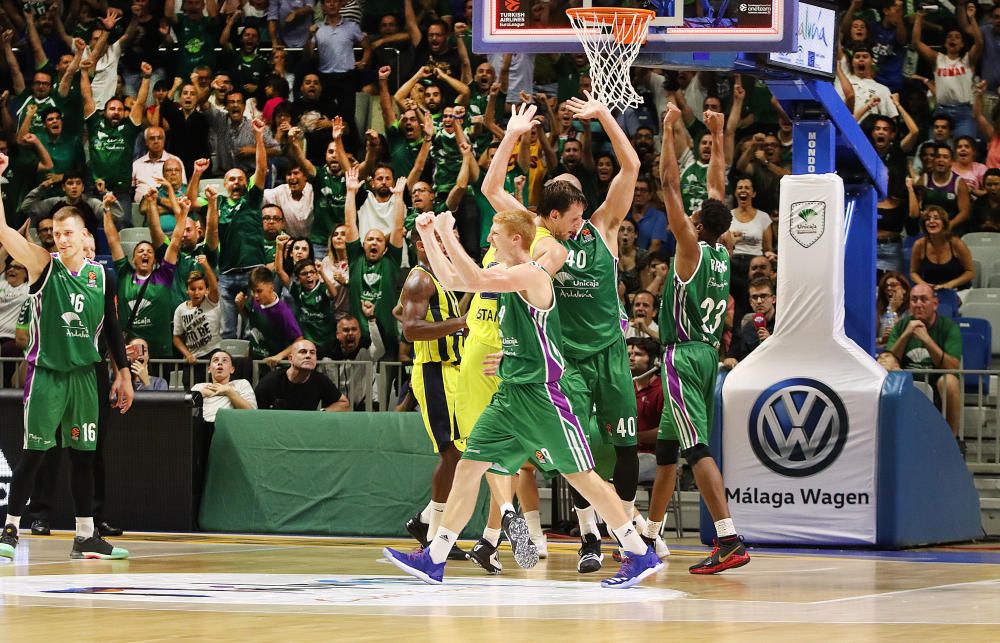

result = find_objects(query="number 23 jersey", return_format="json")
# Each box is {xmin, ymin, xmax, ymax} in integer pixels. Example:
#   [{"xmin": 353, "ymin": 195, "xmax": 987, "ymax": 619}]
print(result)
[{"xmin": 659, "ymin": 242, "xmax": 730, "ymax": 350}]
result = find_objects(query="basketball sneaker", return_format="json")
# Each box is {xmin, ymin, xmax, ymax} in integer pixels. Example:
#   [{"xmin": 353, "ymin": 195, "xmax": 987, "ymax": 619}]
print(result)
[
  {"xmin": 382, "ymin": 546, "xmax": 445, "ymax": 585},
  {"xmin": 0, "ymin": 524, "xmax": 18, "ymax": 559},
  {"xmin": 577, "ymin": 533, "xmax": 603, "ymax": 573},
  {"xmin": 689, "ymin": 536, "xmax": 750, "ymax": 574},
  {"xmin": 468, "ymin": 538, "xmax": 503, "ymax": 575},
  {"xmin": 70, "ymin": 534, "xmax": 129, "ymax": 560},
  {"xmin": 447, "ymin": 543, "xmax": 469, "ymax": 561},
  {"xmin": 404, "ymin": 512, "xmax": 431, "ymax": 548},
  {"xmin": 641, "ymin": 535, "xmax": 671, "ymax": 559},
  {"xmin": 601, "ymin": 545, "xmax": 664, "ymax": 589},
  {"xmin": 500, "ymin": 509, "xmax": 538, "ymax": 569}
]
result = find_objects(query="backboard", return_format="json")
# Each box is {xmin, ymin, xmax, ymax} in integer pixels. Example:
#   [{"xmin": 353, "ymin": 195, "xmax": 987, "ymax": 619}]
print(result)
[{"xmin": 472, "ymin": 0, "xmax": 798, "ymax": 54}]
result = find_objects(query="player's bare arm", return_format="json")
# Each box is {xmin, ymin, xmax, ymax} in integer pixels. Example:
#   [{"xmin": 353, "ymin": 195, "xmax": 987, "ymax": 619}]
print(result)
[
  {"xmin": 660, "ymin": 104, "xmax": 700, "ymax": 282},
  {"xmin": 482, "ymin": 103, "xmax": 537, "ymax": 213},
  {"xmin": 399, "ymin": 269, "xmax": 467, "ymax": 341},
  {"xmin": 0, "ymin": 154, "xmax": 53, "ymax": 279},
  {"xmin": 571, "ymin": 91, "xmax": 640, "ymax": 247},
  {"xmin": 705, "ymin": 110, "xmax": 726, "ymax": 201}
]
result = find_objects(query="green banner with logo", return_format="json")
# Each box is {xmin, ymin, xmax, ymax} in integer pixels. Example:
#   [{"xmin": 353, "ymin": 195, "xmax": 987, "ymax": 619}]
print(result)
[{"xmin": 199, "ymin": 410, "xmax": 490, "ymax": 538}]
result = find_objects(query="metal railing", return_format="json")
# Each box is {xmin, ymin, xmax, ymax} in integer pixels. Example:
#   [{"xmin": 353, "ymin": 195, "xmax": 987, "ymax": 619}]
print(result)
[
  {"xmin": 0, "ymin": 357, "xmax": 409, "ymax": 414},
  {"xmin": 903, "ymin": 367, "xmax": 1000, "ymax": 473}
]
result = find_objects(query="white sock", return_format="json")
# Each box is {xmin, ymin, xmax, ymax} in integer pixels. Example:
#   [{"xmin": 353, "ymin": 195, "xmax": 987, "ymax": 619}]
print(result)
[
  {"xmin": 499, "ymin": 502, "xmax": 515, "ymax": 516},
  {"xmin": 524, "ymin": 510, "xmax": 543, "ymax": 540},
  {"xmin": 632, "ymin": 508, "xmax": 646, "ymax": 534},
  {"xmin": 76, "ymin": 516, "xmax": 95, "ymax": 539},
  {"xmin": 644, "ymin": 519, "xmax": 663, "ymax": 540},
  {"xmin": 575, "ymin": 506, "xmax": 599, "ymax": 537},
  {"xmin": 419, "ymin": 500, "xmax": 439, "ymax": 523},
  {"xmin": 5, "ymin": 514, "xmax": 20, "ymax": 529},
  {"xmin": 715, "ymin": 518, "xmax": 736, "ymax": 538},
  {"xmin": 427, "ymin": 502, "xmax": 446, "ymax": 539},
  {"xmin": 483, "ymin": 527, "xmax": 501, "ymax": 547},
  {"xmin": 428, "ymin": 527, "xmax": 458, "ymax": 564},
  {"xmin": 612, "ymin": 522, "xmax": 647, "ymax": 555}
]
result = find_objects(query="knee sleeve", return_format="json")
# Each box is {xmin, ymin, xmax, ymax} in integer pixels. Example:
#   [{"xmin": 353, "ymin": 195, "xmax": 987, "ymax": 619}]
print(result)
[
  {"xmin": 7, "ymin": 449, "xmax": 46, "ymax": 516},
  {"xmin": 612, "ymin": 445, "xmax": 639, "ymax": 501},
  {"xmin": 682, "ymin": 443, "xmax": 712, "ymax": 467},
  {"xmin": 655, "ymin": 439, "xmax": 681, "ymax": 466},
  {"xmin": 68, "ymin": 449, "xmax": 95, "ymax": 517}
]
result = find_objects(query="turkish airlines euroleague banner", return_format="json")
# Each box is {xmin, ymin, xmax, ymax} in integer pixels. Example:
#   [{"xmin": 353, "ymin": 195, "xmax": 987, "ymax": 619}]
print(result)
[{"xmin": 721, "ymin": 174, "xmax": 885, "ymax": 545}]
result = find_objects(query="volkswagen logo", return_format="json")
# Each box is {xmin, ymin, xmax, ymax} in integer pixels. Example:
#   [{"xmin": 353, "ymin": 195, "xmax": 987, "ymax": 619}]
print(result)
[{"xmin": 748, "ymin": 378, "xmax": 848, "ymax": 477}]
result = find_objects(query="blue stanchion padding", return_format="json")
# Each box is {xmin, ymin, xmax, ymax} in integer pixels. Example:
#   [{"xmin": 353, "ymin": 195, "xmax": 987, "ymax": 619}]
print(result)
[
  {"xmin": 876, "ymin": 371, "xmax": 984, "ymax": 547},
  {"xmin": 958, "ymin": 317, "xmax": 991, "ymax": 394},
  {"xmin": 701, "ymin": 371, "xmax": 727, "ymax": 546}
]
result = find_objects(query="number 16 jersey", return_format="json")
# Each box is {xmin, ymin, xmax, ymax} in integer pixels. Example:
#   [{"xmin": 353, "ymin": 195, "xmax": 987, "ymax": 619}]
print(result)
[{"xmin": 659, "ymin": 242, "xmax": 730, "ymax": 350}]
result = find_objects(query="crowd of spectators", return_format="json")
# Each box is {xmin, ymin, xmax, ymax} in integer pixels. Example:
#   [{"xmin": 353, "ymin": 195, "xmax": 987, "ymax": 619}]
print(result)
[{"xmin": 0, "ymin": 0, "xmax": 992, "ymax": 425}]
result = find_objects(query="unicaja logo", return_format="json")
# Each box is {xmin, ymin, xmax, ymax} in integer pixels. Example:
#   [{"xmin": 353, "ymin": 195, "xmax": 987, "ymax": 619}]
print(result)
[{"xmin": 748, "ymin": 378, "xmax": 848, "ymax": 477}]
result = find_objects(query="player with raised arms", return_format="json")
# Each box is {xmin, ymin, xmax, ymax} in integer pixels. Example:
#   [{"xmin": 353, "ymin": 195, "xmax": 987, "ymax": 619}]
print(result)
[
  {"xmin": 382, "ymin": 208, "xmax": 662, "ymax": 588},
  {"xmin": 646, "ymin": 103, "xmax": 750, "ymax": 573},
  {"xmin": 483, "ymin": 93, "xmax": 664, "ymax": 572},
  {"xmin": 0, "ymin": 152, "xmax": 134, "ymax": 560}
]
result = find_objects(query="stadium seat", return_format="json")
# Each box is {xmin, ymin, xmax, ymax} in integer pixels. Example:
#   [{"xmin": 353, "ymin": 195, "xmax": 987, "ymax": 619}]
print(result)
[
  {"xmin": 94, "ymin": 254, "xmax": 114, "ymax": 273},
  {"xmin": 962, "ymin": 232, "xmax": 1000, "ymax": 248},
  {"xmin": 964, "ymin": 288, "xmax": 1000, "ymax": 305},
  {"xmin": 219, "ymin": 339, "xmax": 251, "ymax": 358},
  {"xmin": 972, "ymin": 259, "xmax": 983, "ymax": 288},
  {"xmin": 120, "ymin": 228, "xmax": 152, "ymax": 244},
  {"xmin": 969, "ymin": 245, "xmax": 1000, "ymax": 277},
  {"xmin": 957, "ymin": 317, "xmax": 992, "ymax": 394},
  {"xmin": 958, "ymin": 303, "xmax": 1000, "ymax": 355},
  {"xmin": 936, "ymin": 288, "xmax": 960, "ymax": 318},
  {"xmin": 130, "ymin": 203, "xmax": 145, "ymax": 228},
  {"xmin": 902, "ymin": 233, "xmax": 921, "ymax": 272}
]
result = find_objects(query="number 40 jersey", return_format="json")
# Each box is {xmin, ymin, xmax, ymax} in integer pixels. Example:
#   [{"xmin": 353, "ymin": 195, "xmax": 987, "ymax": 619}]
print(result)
[{"xmin": 659, "ymin": 242, "xmax": 731, "ymax": 350}]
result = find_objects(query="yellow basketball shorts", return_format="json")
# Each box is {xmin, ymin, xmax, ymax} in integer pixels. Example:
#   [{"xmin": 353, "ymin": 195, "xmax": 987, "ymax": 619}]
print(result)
[
  {"xmin": 455, "ymin": 335, "xmax": 500, "ymax": 435},
  {"xmin": 411, "ymin": 360, "xmax": 465, "ymax": 452}
]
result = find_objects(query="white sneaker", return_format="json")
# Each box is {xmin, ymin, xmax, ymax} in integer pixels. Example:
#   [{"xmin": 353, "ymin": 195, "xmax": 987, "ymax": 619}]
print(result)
[
  {"xmin": 653, "ymin": 536, "xmax": 670, "ymax": 559},
  {"xmin": 533, "ymin": 534, "xmax": 548, "ymax": 559}
]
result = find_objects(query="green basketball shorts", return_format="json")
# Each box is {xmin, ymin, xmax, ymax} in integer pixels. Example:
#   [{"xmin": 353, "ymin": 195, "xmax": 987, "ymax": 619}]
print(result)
[
  {"xmin": 464, "ymin": 379, "xmax": 595, "ymax": 476},
  {"xmin": 562, "ymin": 336, "xmax": 639, "ymax": 449},
  {"xmin": 23, "ymin": 364, "xmax": 99, "ymax": 451},
  {"xmin": 659, "ymin": 341, "xmax": 719, "ymax": 451}
]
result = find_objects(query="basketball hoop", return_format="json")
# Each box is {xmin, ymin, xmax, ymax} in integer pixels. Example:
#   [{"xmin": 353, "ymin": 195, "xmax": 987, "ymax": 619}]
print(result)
[{"xmin": 566, "ymin": 7, "xmax": 656, "ymax": 114}]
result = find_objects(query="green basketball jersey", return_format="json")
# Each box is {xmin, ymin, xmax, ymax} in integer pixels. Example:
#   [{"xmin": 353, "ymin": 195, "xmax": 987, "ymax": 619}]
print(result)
[
  {"xmin": 25, "ymin": 257, "xmax": 105, "ymax": 371},
  {"xmin": 680, "ymin": 160, "xmax": 709, "ymax": 215},
  {"xmin": 290, "ymin": 281, "xmax": 335, "ymax": 346},
  {"xmin": 310, "ymin": 166, "xmax": 347, "ymax": 245},
  {"xmin": 497, "ymin": 269, "xmax": 565, "ymax": 384},
  {"xmin": 554, "ymin": 221, "xmax": 624, "ymax": 358},
  {"xmin": 659, "ymin": 242, "xmax": 730, "ymax": 350}
]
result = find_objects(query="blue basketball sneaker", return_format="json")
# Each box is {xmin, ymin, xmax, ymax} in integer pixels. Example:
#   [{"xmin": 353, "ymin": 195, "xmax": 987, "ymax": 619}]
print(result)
[
  {"xmin": 600, "ymin": 546, "xmax": 663, "ymax": 589},
  {"xmin": 382, "ymin": 547, "xmax": 445, "ymax": 585}
]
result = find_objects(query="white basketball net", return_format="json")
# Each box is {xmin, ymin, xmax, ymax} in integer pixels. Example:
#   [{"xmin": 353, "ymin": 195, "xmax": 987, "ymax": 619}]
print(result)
[{"xmin": 567, "ymin": 9, "xmax": 655, "ymax": 114}]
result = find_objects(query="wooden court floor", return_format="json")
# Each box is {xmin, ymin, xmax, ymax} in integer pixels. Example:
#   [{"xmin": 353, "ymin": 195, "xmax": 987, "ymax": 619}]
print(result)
[{"xmin": 2, "ymin": 532, "xmax": 1000, "ymax": 641}]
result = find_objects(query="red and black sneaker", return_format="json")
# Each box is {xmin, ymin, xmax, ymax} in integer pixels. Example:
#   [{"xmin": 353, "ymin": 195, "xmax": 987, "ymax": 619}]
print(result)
[{"xmin": 689, "ymin": 536, "xmax": 750, "ymax": 575}]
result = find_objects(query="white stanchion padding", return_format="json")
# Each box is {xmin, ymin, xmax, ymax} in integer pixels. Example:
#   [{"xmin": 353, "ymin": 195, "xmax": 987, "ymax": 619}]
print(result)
[{"xmin": 721, "ymin": 173, "xmax": 886, "ymax": 545}]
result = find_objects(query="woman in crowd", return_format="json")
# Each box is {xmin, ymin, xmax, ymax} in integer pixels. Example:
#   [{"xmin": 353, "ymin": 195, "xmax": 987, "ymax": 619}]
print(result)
[
  {"xmin": 320, "ymin": 224, "xmax": 352, "ymax": 321},
  {"xmin": 617, "ymin": 218, "xmax": 645, "ymax": 298},
  {"xmin": 952, "ymin": 135, "xmax": 987, "ymax": 198},
  {"xmin": 909, "ymin": 206, "xmax": 975, "ymax": 293},
  {"xmin": 876, "ymin": 271, "xmax": 910, "ymax": 350}
]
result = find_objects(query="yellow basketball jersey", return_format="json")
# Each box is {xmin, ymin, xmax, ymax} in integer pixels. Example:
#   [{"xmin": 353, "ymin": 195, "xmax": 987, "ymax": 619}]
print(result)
[
  {"xmin": 466, "ymin": 226, "xmax": 553, "ymax": 348},
  {"xmin": 409, "ymin": 265, "xmax": 464, "ymax": 365}
]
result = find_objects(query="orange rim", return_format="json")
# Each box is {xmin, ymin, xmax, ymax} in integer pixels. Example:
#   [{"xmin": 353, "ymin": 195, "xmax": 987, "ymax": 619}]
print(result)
[{"xmin": 566, "ymin": 7, "xmax": 656, "ymax": 45}]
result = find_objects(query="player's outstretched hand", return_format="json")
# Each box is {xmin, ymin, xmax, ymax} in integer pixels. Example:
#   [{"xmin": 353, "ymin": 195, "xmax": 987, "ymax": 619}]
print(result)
[
  {"xmin": 566, "ymin": 90, "xmax": 606, "ymax": 120},
  {"xmin": 663, "ymin": 102, "xmax": 682, "ymax": 128},
  {"xmin": 505, "ymin": 103, "xmax": 538, "ymax": 138},
  {"xmin": 433, "ymin": 210, "xmax": 456, "ymax": 235},
  {"xmin": 704, "ymin": 109, "xmax": 724, "ymax": 135},
  {"xmin": 414, "ymin": 212, "xmax": 435, "ymax": 234}
]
